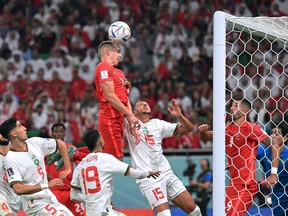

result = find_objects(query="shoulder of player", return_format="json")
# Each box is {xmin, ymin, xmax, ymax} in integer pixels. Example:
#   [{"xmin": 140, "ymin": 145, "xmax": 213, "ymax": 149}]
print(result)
[
  {"xmin": 242, "ymin": 121, "xmax": 264, "ymax": 131},
  {"xmin": 96, "ymin": 61, "xmax": 112, "ymax": 71}
]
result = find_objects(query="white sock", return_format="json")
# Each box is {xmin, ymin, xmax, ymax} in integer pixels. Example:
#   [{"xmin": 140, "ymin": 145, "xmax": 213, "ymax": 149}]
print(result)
[
  {"xmin": 157, "ymin": 209, "xmax": 171, "ymax": 216},
  {"xmin": 189, "ymin": 206, "xmax": 202, "ymax": 216}
]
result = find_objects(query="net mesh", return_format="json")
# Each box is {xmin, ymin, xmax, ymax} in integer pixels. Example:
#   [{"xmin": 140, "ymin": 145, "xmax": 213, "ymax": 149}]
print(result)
[{"xmin": 224, "ymin": 14, "xmax": 288, "ymax": 215}]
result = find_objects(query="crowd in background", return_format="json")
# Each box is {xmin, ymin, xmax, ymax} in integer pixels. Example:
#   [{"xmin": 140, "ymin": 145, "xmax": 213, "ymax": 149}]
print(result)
[{"xmin": 0, "ymin": 0, "xmax": 286, "ymax": 149}]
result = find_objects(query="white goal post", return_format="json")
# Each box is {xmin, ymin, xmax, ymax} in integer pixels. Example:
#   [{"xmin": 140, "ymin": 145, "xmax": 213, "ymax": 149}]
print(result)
[{"xmin": 213, "ymin": 11, "xmax": 288, "ymax": 215}]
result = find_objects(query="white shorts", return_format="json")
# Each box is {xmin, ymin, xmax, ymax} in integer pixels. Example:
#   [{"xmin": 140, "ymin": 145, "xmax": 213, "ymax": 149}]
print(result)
[
  {"xmin": 24, "ymin": 199, "xmax": 74, "ymax": 216},
  {"xmin": 101, "ymin": 209, "xmax": 126, "ymax": 216},
  {"xmin": 137, "ymin": 169, "xmax": 186, "ymax": 209},
  {"xmin": 0, "ymin": 198, "xmax": 14, "ymax": 215}
]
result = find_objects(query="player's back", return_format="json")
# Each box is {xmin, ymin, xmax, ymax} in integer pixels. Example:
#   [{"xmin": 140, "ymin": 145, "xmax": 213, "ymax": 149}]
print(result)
[
  {"xmin": 226, "ymin": 122, "xmax": 268, "ymax": 184},
  {"xmin": 73, "ymin": 152, "xmax": 120, "ymax": 213}
]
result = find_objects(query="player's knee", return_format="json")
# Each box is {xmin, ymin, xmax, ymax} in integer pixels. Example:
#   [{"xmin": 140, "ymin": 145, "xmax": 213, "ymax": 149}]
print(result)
[
  {"xmin": 157, "ymin": 209, "xmax": 171, "ymax": 216},
  {"xmin": 189, "ymin": 205, "xmax": 202, "ymax": 216}
]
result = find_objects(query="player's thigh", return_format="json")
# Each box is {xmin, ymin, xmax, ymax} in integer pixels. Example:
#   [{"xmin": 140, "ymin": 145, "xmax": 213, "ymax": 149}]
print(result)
[
  {"xmin": 98, "ymin": 117, "xmax": 124, "ymax": 158},
  {"xmin": 26, "ymin": 201, "xmax": 74, "ymax": 216},
  {"xmin": 0, "ymin": 198, "xmax": 13, "ymax": 216},
  {"xmin": 66, "ymin": 201, "xmax": 85, "ymax": 216},
  {"xmin": 225, "ymin": 183, "xmax": 257, "ymax": 216},
  {"xmin": 166, "ymin": 173, "xmax": 195, "ymax": 213},
  {"xmin": 171, "ymin": 190, "xmax": 196, "ymax": 214},
  {"xmin": 138, "ymin": 178, "xmax": 169, "ymax": 210}
]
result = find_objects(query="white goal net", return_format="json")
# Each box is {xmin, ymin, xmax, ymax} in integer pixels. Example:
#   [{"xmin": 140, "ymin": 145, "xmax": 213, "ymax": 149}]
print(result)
[{"xmin": 213, "ymin": 11, "xmax": 288, "ymax": 215}]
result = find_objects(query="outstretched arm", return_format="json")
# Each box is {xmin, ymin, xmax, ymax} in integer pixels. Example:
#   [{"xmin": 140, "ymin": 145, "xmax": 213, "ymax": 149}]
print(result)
[
  {"xmin": 198, "ymin": 124, "xmax": 213, "ymax": 142},
  {"xmin": 167, "ymin": 99, "xmax": 193, "ymax": 134},
  {"xmin": 262, "ymin": 136, "xmax": 282, "ymax": 185},
  {"xmin": 11, "ymin": 178, "xmax": 64, "ymax": 195},
  {"xmin": 126, "ymin": 167, "xmax": 161, "ymax": 179}
]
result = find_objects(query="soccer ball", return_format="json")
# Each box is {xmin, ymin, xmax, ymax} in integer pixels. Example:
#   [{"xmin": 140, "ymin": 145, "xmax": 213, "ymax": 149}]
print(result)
[{"xmin": 108, "ymin": 21, "xmax": 131, "ymax": 44}]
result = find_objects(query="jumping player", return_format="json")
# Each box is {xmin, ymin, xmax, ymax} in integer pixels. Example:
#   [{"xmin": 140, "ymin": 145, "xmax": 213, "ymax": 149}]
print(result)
[
  {"xmin": 125, "ymin": 99, "xmax": 202, "ymax": 216},
  {"xmin": 0, "ymin": 117, "xmax": 73, "ymax": 216},
  {"xmin": 199, "ymin": 97, "xmax": 280, "ymax": 216},
  {"xmin": 70, "ymin": 129, "xmax": 160, "ymax": 216},
  {"xmin": 94, "ymin": 40, "xmax": 139, "ymax": 160}
]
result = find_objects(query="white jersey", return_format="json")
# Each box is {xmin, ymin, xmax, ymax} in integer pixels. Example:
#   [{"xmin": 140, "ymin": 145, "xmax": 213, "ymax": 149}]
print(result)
[
  {"xmin": 125, "ymin": 119, "xmax": 177, "ymax": 177},
  {"xmin": 4, "ymin": 137, "xmax": 57, "ymax": 206},
  {"xmin": 71, "ymin": 152, "xmax": 129, "ymax": 215},
  {"xmin": 0, "ymin": 154, "xmax": 20, "ymax": 213}
]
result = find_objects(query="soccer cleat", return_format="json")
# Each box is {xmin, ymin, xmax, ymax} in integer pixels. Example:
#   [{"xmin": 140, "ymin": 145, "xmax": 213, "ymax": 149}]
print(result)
[
  {"xmin": 56, "ymin": 146, "xmax": 77, "ymax": 171},
  {"xmin": 47, "ymin": 150, "xmax": 61, "ymax": 165}
]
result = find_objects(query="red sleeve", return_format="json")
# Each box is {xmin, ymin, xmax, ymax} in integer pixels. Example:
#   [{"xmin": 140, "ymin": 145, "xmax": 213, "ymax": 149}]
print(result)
[
  {"xmin": 95, "ymin": 62, "xmax": 114, "ymax": 83},
  {"xmin": 77, "ymin": 146, "xmax": 89, "ymax": 153},
  {"xmin": 73, "ymin": 151, "xmax": 88, "ymax": 161},
  {"xmin": 250, "ymin": 124, "xmax": 268, "ymax": 143}
]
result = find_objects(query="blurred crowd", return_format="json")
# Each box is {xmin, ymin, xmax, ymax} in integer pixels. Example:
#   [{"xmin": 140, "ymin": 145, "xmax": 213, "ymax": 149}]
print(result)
[{"xmin": 0, "ymin": 0, "xmax": 286, "ymax": 148}]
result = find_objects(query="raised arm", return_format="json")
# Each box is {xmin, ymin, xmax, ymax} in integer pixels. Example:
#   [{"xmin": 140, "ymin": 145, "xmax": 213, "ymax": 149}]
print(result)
[
  {"xmin": 198, "ymin": 124, "xmax": 213, "ymax": 142},
  {"xmin": 57, "ymin": 139, "xmax": 72, "ymax": 179},
  {"xmin": 262, "ymin": 136, "xmax": 282, "ymax": 185},
  {"xmin": 11, "ymin": 178, "xmax": 64, "ymax": 195},
  {"xmin": 167, "ymin": 99, "xmax": 193, "ymax": 134}
]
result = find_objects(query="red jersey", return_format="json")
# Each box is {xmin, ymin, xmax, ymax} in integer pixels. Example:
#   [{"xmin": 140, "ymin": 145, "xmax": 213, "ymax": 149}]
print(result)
[
  {"xmin": 94, "ymin": 61, "xmax": 128, "ymax": 118},
  {"xmin": 225, "ymin": 121, "xmax": 268, "ymax": 185}
]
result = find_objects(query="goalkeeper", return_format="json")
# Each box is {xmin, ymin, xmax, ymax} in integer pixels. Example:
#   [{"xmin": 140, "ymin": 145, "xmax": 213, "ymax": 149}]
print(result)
[
  {"xmin": 257, "ymin": 121, "xmax": 288, "ymax": 216},
  {"xmin": 199, "ymin": 97, "xmax": 281, "ymax": 216}
]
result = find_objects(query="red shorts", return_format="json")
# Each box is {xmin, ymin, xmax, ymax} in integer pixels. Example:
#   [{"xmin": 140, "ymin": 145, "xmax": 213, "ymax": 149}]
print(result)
[
  {"xmin": 98, "ymin": 116, "xmax": 124, "ymax": 159},
  {"xmin": 225, "ymin": 182, "xmax": 258, "ymax": 216},
  {"xmin": 51, "ymin": 189, "xmax": 86, "ymax": 216}
]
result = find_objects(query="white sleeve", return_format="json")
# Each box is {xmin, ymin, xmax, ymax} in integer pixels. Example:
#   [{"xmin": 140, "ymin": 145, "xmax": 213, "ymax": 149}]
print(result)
[
  {"xmin": 128, "ymin": 168, "xmax": 149, "ymax": 179},
  {"xmin": 71, "ymin": 165, "xmax": 81, "ymax": 189},
  {"xmin": 159, "ymin": 119, "xmax": 178, "ymax": 138},
  {"xmin": 102, "ymin": 153, "xmax": 129, "ymax": 175},
  {"xmin": 5, "ymin": 154, "xmax": 22, "ymax": 185},
  {"xmin": 29, "ymin": 137, "xmax": 57, "ymax": 156},
  {"xmin": 70, "ymin": 188, "xmax": 85, "ymax": 203}
]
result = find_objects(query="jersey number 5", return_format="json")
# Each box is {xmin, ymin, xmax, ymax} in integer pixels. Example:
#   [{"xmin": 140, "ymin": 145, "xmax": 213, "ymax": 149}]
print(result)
[{"xmin": 81, "ymin": 166, "xmax": 101, "ymax": 194}]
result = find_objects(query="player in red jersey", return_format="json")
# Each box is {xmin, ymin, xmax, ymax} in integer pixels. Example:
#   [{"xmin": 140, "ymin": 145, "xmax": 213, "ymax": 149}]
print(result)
[
  {"xmin": 198, "ymin": 97, "xmax": 281, "ymax": 216},
  {"xmin": 46, "ymin": 123, "xmax": 86, "ymax": 216},
  {"xmin": 94, "ymin": 41, "xmax": 139, "ymax": 160}
]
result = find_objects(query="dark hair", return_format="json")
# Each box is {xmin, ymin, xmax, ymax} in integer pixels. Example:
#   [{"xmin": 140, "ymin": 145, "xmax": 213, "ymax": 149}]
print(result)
[
  {"xmin": 271, "ymin": 121, "xmax": 288, "ymax": 144},
  {"xmin": 84, "ymin": 129, "xmax": 101, "ymax": 152},
  {"xmin": 51, "ymin": 122, "xmax": 66, "ymax": 132},
  {"xmin": 233, "ymin": 97, "xmax": 251, "ymax": 110},
  {"xmin": 0, "ymin": 117, "xmax": 17, "ymax": 139},
  {"xmin": 0, "ymin": 137, "xmax": 9, "ymax": 146}
]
